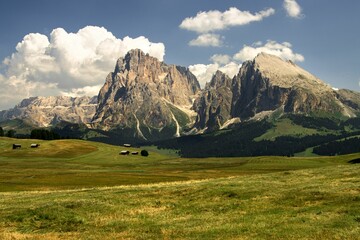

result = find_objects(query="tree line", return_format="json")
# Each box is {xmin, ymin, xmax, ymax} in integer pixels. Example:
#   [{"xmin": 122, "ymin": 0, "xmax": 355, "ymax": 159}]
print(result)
[
  {"xmin": 0, "ymin": 127, "xmax": 61, "ymax": 140},
  {"xmin": 0, "ymin": 127, "xmax": 16, "ymax": 138}
]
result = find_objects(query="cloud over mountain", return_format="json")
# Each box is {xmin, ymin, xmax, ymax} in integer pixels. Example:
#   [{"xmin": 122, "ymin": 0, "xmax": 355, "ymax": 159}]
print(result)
[
  {"xmin": 189, "ymin": 61, "xmax": 240, "ymax": 88},
  {"xmin": 189, "ymin": 40, "xmax": 303, "ymax": 87},
  {"xmin": 234, "ymin": 40, "xmax": 304, "ymax": 62},
  {"xmin": 0, "ymin": 26, "xmax": 165, "ymax": 110}
]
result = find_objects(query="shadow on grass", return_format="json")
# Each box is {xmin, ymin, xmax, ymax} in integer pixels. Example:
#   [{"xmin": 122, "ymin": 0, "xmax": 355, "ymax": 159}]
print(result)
[{"xmin": 348, "ymin": 158, "xmax": 360, "ymax": 164}]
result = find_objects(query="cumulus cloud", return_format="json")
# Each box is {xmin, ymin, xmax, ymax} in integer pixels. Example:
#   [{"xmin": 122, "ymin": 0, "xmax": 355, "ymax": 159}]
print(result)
[
  {"xmin": 189, "ymin": 61, "xmax": 240, "ymax": 88},
  {"xmin": 233, "ymin": 40, "xmax": 304, "ymax": 62},
  {"xmin": 210, "ymin": 54, "xmax": 231, "ymax": 65},
  {"xmin": 283, "ymin": 0, "xmax": 303, "ymax": 18},
  {"xmin": 189, "ymin": 40, "xmax": 303, "ymax": 87},
  {"xmin": 180, "ymin": 7, "xmax": 275, "ymax": 33},
  {"xmin": 189, "ymin": 34, "xmax": 223, "ymax": 47},
  {"xmin": 180, "ymin": 7, "xmax": 275, "ymax": 48},
  {"xmin": 0, "ymin": 26, "xmax": 165, "ymax": 110}
]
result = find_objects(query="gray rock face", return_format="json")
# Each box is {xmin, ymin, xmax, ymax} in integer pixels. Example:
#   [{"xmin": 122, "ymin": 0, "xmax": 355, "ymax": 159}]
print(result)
[
  {"xmin": 0, "ymin": 96, "xmax": 97, "ymax": 127},
  {"xmin": 231, "ymin": 53, "xmax": 344, "ymax": 118},
  {"xmin": 336, "ymin": 89, "xmax": 360, "ymax": 115},
  {"xmin": 193, "ymin": 53, "xmax": 360, "ymax": 131},
  {"xmin": 92, "ymin": 49, "xmax": 200, "ymax": 140},
  {"xmin": 192, "ymin": 71, "xmax": 233, "ymax": 131}
]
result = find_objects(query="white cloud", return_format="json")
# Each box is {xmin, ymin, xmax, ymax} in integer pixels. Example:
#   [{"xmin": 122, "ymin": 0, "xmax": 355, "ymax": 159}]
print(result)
[
  {"xmin": 190, "ymin": 40, "xmax": 303, "ymax": 87},
  {"xmin": 0, "ymin": 26, "xmax": 165, "ymax": 110},
  {"xmin": 189, "ymin": 62, "xmax": 240, "ymax": 88},
  {"xmin": 189, "ymin": 63, "xmax": 219, "ymax": 88},
  {"xmin": 60, "ymin": 85, "xmax": 104, "ymax": 97},
  {"xmin": 189, "ymin": 34, "xmax": 223, "ymax": 47},
  {"xmin": 210, "ymin": 54, "xmax": 231, "ymax": 65},
  {"xmin": 283, "ymin": 0, "xmax": 303, "ymax": 19},
  {"xmin": 233, "ymin": 40, "xmax": 304, "ymax": 62},
  {"xmin": 180, "ymin": 7, "xmax": 275, "ymax": 33}
]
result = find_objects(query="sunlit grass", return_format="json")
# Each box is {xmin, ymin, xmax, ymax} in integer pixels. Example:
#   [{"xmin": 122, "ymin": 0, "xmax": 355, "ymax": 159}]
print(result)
[
  {"xmin": 0, "ymin": 164, "xmax": 359, "ymax": 239},
  {"xmin": 0, "ymin": 137, "xmax": 359, "ymax": 239}
]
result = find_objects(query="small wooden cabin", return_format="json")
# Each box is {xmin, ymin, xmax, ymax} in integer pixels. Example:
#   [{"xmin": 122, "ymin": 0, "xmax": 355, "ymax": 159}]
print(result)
[
  {"xmin": 123, "ymin": 144, "xmax": 131, "ymax": 147},
  {"xmin": 12, "ymin": 144, "xmax": 21, "ymax": 149},
  {"xmin": 131, "ymin": 151, "xmax": 139, "ymax": 155},
  {"xmin": 120, "ymin": 150, "xmax": 130, "ymax": 155},
  {"xmin": 30, "ymin": 144, "xmax": 40, "ymax": 148}
]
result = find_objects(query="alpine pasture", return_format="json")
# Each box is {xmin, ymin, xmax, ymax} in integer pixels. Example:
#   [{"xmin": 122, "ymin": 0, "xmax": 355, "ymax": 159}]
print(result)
[{"xmin": 0, "ymin": 137, "xmax": 359, "ymax": 239}]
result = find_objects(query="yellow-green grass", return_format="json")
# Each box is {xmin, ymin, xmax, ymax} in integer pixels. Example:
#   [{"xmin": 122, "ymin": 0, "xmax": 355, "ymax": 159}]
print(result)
[
  {"xmin": 0, "ymin": 164, "xmax": 359, "ymax": 239},
  {"xmin": 1, "ymin": 137, "xmax": 359, "ymax": 192}
]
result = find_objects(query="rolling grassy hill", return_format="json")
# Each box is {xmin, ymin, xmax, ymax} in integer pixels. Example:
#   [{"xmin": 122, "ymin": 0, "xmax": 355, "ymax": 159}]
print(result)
[
  {"xmin": 0, "ymin": 137, "xmax": 359, "ymax": 239},
  {"xmin": 1, "ymin": 137, "xmax": 358, "ymax": 192}
]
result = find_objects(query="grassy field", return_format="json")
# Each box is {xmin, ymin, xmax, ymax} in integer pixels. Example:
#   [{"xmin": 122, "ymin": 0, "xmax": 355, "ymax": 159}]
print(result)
[
  {"xmin": 255, "ymin": 118, "xmax": 321, "ymax": 141},
  {"xmin": 0, "ymin": 137, "xmax": 359, "ymax": 239}
]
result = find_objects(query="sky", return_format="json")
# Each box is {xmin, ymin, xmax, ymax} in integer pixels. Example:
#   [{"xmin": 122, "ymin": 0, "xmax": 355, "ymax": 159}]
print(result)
[{"xmin": 0, "ymin": 0, "xmax": 359, "ymax": 110}]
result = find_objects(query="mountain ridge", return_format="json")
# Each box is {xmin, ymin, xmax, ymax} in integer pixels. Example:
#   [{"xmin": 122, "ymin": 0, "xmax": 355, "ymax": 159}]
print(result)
[
  {"xmin": 0, "ymin": 96, "xmax": 97, "ymax": 127},
  {"xmin": 1, "ymin": 50, "xmax": 360, "ymax": 142}
]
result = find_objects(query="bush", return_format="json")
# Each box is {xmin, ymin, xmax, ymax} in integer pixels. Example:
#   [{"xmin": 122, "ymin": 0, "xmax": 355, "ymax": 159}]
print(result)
[{"xmin": 141, "ymin": 150, "xmax": 149, "ymax": 157}]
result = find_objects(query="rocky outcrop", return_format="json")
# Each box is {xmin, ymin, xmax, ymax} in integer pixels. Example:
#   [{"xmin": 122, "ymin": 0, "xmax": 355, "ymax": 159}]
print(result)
[
  {"xmin": 192, "ymin": 71, "xmax": 233, "ymax": 131},
  {"xmin": 91, "ymin": 49, "xmax": 200, "ymax": 140},
  {"xmin": 232, "ymin": 53, "xmax": 345, "ymax": 118},
  {"xmin": 0, "ymin": 96, "xmax": 97, "ymax": 127},
  {"xmin": 193, "ymin": 53, "xmax": 360, "ymax": 131},
  {"xmin": 336, "ymin": 89, "xmax": 360, "ymax": 116}
]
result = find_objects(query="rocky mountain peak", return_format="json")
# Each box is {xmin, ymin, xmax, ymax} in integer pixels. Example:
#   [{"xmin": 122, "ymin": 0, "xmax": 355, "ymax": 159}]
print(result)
[
  {"xmin": 252, "ymin": 53, "xmax": 331, "ymax": 93},
  {"xmin": 193, "ymin": 71, "xmax": 233, "ymax": 131},
  {"xmin": 193, "ymin": 52, "xmax": 360, "ymax": 132},
  {"xmin": 92, "ymin": 49, "xmax": 201, "ymax": 140},
  {"xmin": 206, "ymin": 70, "xmax": 232, "ymax": 90}
]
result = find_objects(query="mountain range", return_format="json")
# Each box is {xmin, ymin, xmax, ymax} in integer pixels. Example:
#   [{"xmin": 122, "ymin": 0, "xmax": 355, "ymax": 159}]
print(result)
[{"xmin": 1, "ymin": 49, "xmax": 360, "ymax": 143}]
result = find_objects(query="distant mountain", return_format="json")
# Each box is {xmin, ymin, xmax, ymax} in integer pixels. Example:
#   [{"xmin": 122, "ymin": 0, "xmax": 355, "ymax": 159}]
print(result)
[
  {"xmin": 1, "ymin": 50, "xmax": 360, "ymax": 147},
  {"xmin": 91, "ymin": 49, "xmax": 200, "ymax": 141},
  {"xmin": 192, "ymin": 53, "xmax": 360, "ymax": 132},
  {"xmin": 0, "ymin": 96, "xmax": 97, "ymax": 127}
]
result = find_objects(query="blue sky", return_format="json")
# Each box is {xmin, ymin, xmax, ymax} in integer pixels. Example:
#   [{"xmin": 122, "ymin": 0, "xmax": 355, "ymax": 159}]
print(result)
[{"xmin": 0, "ymin": 0, "xmax": 359, "ymax": 110}]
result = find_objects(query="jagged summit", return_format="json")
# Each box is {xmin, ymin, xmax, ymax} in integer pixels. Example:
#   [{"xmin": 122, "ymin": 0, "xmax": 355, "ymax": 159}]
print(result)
[
  {"xmin": 1, "ymin": 50, "xmax": 359, "ymax": 141},
  {"xmin": 92, "ymin": 49, "xmax": 201, "ymax": 140},
  {"xmin": 192, "ymin": 71, "xmax": 233, "ymax": 131},
  {"xmin": 192, "ymin": 52, "xmax": 360, "ymax": 132}
]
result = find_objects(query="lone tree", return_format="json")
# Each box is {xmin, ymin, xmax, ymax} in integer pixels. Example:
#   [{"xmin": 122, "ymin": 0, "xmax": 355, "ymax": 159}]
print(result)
[
  {"xmin": 0, "ymin": 127, "xmax": 3, "ymax": 137},
  {"xmin": 141, "ymin": 149, "xmax": 149, "ymax": 157}
]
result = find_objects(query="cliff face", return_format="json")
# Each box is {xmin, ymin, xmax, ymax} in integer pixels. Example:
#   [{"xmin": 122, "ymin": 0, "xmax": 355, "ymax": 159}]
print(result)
[
  {"xmin": 91, "ymin": 49, "xmax": 200, "ymax": 140},
  {"xmin": 0, "ymin": 96, "xmax": 97, "ymax": 127},
  {"xmin": 192, "ymin": 71, "xmax": 233, "ymax": 131},
  {"xmin": 2, "ymin": 51, "xmax": 359, "ymax": 140},
  {"xmin": 193, "ymin": 53, "xmax": 359, "ymax": 131}
]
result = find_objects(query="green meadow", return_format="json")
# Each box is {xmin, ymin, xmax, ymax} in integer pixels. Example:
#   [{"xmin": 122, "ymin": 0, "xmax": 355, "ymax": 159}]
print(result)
[{"xmin": 0, "ymin": 137, "xmax": 359, "ymax": 239}]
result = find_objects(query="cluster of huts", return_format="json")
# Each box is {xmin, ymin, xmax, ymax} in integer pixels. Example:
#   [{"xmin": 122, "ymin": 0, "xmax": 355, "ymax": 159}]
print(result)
[
  {"xmin": 120, "ymin": 143, "xmax": 139, "ymax": 155},
  {"xmin": 12, "ymin": 143, "xmax": 40, "ymax": 149}
]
